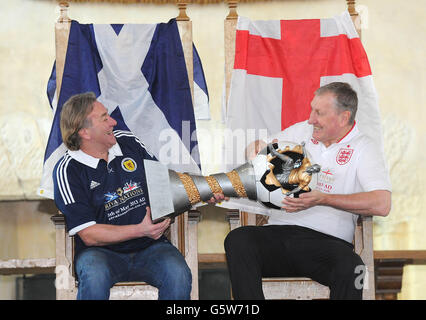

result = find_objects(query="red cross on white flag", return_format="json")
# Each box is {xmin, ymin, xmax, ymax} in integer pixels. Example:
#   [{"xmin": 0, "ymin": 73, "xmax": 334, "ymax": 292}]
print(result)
[{"xmin": 225, "ymin": 12, "xmax": 384, "ymax": 169}]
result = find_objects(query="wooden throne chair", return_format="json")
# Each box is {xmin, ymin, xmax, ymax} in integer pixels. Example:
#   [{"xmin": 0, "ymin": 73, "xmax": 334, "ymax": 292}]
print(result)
[
  {"xmin": 51, "ymin": 1, "xmax": 201, "ymax": 300},
  {"xmin": 223, "ymin": 0, "xmax": 375, "ymax": 300}
]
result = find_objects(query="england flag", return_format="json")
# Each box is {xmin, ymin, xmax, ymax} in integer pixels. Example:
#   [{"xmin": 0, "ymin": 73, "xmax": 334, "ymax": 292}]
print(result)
[
  {"xmin": 39, "ymin": 19, "xmax": 209, "ymax": 198},
  {"xmin": 225, "ymin": 12, "xmax": 383, "ymax": 169},
  {"xmin": 219, "ymin": 12, "xmax": 385, "ymax": 216}
]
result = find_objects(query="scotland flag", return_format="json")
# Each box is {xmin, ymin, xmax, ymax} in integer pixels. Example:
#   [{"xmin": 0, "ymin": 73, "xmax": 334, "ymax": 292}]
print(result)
[{"xmin": 39, "ymin": 19, "xmax": 209, "ymax": 198}]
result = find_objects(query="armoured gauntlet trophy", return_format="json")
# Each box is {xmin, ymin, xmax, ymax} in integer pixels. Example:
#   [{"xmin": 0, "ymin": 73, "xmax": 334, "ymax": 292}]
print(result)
[{"xmin": 147, "ymin": 141, "xmax": 321, "ymax": 221}]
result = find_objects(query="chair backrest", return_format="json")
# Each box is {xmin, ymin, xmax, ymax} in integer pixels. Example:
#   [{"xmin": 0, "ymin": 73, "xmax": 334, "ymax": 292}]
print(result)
[
  {"xmin": 354, "ymin": 215, "xmax": 375, "ymax": 300},
  {"xmin": 50, "ymin": 2, "xmax": 200, "ymax": 300}
]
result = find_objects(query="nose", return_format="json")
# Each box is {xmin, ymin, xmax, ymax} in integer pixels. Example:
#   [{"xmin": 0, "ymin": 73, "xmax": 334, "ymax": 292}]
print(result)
[{"xmin": 109, "ymin": 115, "xmax": 117, "ymax": 127}]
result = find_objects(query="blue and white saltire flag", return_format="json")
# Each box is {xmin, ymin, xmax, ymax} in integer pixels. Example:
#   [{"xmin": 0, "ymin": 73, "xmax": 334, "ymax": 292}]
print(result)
[
  {"xmin": 192, "ymin": 44, "xmax": 210, "ymax": 120},
  {"xmin": 39, "ymin": 19, "xmax": 209, "ymax": 198}
]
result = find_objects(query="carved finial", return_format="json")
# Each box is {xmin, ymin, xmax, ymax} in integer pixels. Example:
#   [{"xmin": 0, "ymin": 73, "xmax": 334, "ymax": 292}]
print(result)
[
  {"xmin": 176, "ymin": 0, "xmax": 190, "ymax": 21},
  {"xmin": 58, "ymin": 1, "xmax": 71, "ymax": 23},
  {"xmin": 346, "ymin": 0, "xmax": 361, "ymax": 37},
  {"xmin": 346, "ymin": 0, "xmax": 357, "ymax": 16},
  {"xmin": 226, "ymin": 0, "xmax": 238, "ymax": 20}
]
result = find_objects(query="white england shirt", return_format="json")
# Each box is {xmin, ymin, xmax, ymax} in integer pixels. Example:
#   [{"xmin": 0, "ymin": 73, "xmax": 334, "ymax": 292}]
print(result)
[{"xmin": 267, "ymin": 120, "xmax": 392, "ymax": 243}]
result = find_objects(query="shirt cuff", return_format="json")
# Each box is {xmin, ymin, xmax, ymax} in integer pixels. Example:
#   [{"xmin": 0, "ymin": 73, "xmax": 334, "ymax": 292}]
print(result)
[{"xmin": 69, "ymin": 221, "xmax": 96, "ymax": 236}]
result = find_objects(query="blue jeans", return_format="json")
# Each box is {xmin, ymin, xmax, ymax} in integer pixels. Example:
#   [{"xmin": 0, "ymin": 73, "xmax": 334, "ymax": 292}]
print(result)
[{"xmin": 75, "ymin": 240, "xmax": 192, "ymax": 300}]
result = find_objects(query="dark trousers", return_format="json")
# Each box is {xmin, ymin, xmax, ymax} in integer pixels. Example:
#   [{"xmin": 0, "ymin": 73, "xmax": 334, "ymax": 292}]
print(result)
[{"xmin": 224, "ymin": 225, "xmax": 364, "ymax": 300}]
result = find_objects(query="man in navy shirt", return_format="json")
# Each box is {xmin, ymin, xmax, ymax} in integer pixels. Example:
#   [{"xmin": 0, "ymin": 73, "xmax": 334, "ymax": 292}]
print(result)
[{"xmin": 53, "ymin": 92, "xmax": 222, "ymax": 300}]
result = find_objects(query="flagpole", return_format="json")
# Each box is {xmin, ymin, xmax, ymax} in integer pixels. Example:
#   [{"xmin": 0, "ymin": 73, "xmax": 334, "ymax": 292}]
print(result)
[
  {"xmin": 346, "ymin": 0, "xmax": 361, "ymax": 38},
  {"xmin": 55, "ymin": 1, "xmax": 72, "ymax": 102},
  {"xmin": 224, "ymin": 0, "xmax": 238, "ymax": 114},
  {"xmin": 175, "ymin": 1, "xmax": 194, "ymax": 105},
  {"xmin": 176, "ymin": 0, "xmax": 190, "ymax": 21},
  {"xmin": 175, "ymin": 0, "xmax": 201, "ymax": 300},
  {"xmin": 348, "ymin": 1, "xmax": 376, "ymax": 301},
  {"xmin": 51, "ymin": 4, "xmax": 72, "ymax": 299},
  {"xmin": 224, "ymin": 1, "xmax": 257, "ymax": 227}
]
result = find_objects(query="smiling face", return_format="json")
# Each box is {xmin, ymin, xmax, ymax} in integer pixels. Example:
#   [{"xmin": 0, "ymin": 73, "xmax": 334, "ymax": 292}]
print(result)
[
  {"xmin": 80, "ymin": 101, "xmax": 117, "ymax": 154},
  {"xmin": 308, "ymin": 92, "xmax": 350, "ymax": 147}
]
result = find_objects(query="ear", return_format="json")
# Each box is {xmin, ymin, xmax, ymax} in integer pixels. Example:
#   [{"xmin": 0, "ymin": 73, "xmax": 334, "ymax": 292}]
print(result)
[
  {"xmin": 78, "ymin": 127, "xmax": 91, "ymax": 141},
  {"xmin": 339, "ymin": 110, "xmax": 351, "ymax": 126}
]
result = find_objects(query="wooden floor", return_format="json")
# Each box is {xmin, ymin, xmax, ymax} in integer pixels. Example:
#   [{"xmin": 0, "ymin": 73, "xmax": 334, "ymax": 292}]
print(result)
[
  {"xmin": 200, "ymin": 251, "xmax": 426, "ymax": 300},
  {"xmin": 1, "ymin": 251, "xmax": 425, "ymax": 300}
]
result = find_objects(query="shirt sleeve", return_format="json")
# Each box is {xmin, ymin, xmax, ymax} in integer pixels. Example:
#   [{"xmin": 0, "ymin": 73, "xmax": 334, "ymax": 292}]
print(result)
[
  {"xmin": 356, "ymin": 138, "xmax": 392, "ymax": 192},
  {"xmin": 119, "ymin": 130, "xmax": 157, "ymax": 161},
  {"xmin": 53, "ymin": 158, "xmax": 96, "ymax": 236}
]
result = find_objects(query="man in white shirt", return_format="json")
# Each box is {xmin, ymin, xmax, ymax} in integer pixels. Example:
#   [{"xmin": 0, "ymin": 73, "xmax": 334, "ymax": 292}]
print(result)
[{"xmin": 224, "ymin": 82, "xmax": 391, "ymax": 300}]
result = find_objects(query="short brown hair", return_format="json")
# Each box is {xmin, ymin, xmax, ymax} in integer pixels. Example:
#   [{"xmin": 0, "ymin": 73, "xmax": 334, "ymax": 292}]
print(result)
[
  {"xmin": 60, "ymin": 92, "xmax": 97, "ymax": 150},
  {"xmin": 315, "ymin": 82, "xmax": 358, "ymax": 124}
]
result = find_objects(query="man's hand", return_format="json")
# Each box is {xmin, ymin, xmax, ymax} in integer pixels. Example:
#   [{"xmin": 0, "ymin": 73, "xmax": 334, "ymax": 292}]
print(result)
[
  {"xmin": 281, "ymin": 190, "xmax": 324, "ymax": 213},
  {"xmin": 245, "ymin": 139, "xmax": 279, "ymax": 160},
  {"xmin": 281, "ymin": 189, "xmax": 391, "ymax": 216},
  {"xmin": 138, "ymin": 207, "xmax": 170, "ymax": 240},
  {"xmin": 207, "ymin": 193, "xmax": 229, "ymax": 204},
  {"xmin": 245, "ymin": 140, "xmax": 266, "ymax": 160},
  {"xmin": 78, "ymin": 207, "xmax": 170, "ymax": 246}
]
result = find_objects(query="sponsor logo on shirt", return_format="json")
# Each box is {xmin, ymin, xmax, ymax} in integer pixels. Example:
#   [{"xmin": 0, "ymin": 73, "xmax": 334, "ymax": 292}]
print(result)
[
  {"xmin": 317, "ymin": 168, "xmax": 335, "ymax": 193},
  {"xmin": 104, "ymin": 180, "xmax": 145, "ymax": 215},
  {"xmin": 104, "ymin": 192, "xmax": 119, "ymax": 202}
]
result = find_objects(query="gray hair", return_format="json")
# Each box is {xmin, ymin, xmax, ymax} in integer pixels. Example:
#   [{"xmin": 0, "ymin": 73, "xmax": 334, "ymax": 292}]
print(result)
[{"xmin": 315, "ymin": 82, "xmax": 358, "ymax": 124}]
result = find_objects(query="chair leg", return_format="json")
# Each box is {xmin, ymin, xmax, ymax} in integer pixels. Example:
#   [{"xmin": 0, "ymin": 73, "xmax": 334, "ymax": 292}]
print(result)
[
  {"xmin": 187, "ymin": 210, "xmax": 201, "ymax": 300},
  {"xmin": 226, "ymin": 209, "xmax": 241, "ymax": 230},
  {"xmin": 361, "ymin": 216, "xmax": 375, "ymax": 300}
]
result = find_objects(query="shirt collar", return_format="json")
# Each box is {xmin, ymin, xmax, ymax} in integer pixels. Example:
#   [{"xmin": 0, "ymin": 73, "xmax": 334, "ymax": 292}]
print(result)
[
  {"xmin": 108, "ymin": 142, "xmax": 123, "ymax": 162},
  {"xmin": 68, "ymin": 143, "xmax": 123, "ymax": 169},
  {"xmin": 337, "ymin": 121, "xmax": 359, "ymax": 145}
]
